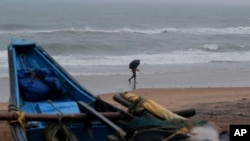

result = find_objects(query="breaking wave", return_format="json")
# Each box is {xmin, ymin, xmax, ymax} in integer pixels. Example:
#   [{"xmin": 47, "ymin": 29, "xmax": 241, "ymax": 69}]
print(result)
[
  {"xmin": 77, "ymin": 26, "xmax": 250, "ymax": 35},
  {"xmin": 1, "ymin": 25, "xmax": 250, "ymax": 35},
  {"xmin": 2, "ymin": 49, "xmax": 250, "ymax": 70},
  {"xmin": 201, "ymin": 44, "xmax": 250, "ymax": 52},
  {"xmin": 51, "ymin": 50, "xmax": 250, "ymax": 67},
  {"xmin": 1, "ymin": 49, "xmax": 250, "ymax": 77}
]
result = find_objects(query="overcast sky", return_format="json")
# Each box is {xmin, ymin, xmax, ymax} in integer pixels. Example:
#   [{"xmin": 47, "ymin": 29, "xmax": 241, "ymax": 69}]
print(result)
[
  {"xmin": 3, "ymin": 0, "xmax": 250, "ymax": 3},
  {"xmin": 62, "ymin": 0, "xmax": 250, "ymax": 4},
  {"xmin": 2, "ymin": 0, "xmax": 250, "ymax": 7}
]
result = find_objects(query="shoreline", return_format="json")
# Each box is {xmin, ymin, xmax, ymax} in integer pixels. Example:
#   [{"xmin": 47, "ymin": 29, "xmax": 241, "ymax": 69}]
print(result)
[
  {"xmin": 2, "ymin": 68, "xmax": 250, "ymax": 102},
  {"xmin": 74, "ymin": 68, "xmax": 250, "ymax": 95}
]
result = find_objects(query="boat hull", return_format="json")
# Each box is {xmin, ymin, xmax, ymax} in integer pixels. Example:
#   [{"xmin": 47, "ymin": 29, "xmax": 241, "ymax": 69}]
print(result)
[{"xmin": 8, "ymin": 39, "xmax": 130, "ymax": 141}]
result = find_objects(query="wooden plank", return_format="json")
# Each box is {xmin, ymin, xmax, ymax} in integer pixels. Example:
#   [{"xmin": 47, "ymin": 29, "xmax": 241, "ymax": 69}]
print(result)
[{"xmin": 78, "ymin": 101, "xmax": 126, "ymax": 138}]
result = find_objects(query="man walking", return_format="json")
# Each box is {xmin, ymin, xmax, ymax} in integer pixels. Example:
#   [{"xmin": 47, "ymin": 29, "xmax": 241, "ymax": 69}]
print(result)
[{"xmin": 128, "ymin": 60, "xmax": 140, "ymax": 83}]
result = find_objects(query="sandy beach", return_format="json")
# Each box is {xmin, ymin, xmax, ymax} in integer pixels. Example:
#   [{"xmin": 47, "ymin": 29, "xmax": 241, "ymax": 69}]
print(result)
[
  {"xmin": 1, "ymin": 87, "xmax": 250, "ymax": 140},
  {"xmin": 100, "ymin": 87, "xmax": 250, "ymax": 132}
]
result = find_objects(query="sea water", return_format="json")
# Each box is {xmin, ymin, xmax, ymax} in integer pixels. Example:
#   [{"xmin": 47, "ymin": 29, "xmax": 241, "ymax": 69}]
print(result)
[{"xmin": 1, "ymin": 1, "xmax": 250, "ymax": 79}]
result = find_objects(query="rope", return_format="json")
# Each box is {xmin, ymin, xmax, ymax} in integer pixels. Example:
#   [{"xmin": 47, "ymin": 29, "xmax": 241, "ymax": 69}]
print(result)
[
  {"xmin": 20, "ymin": 54, "xmax": 28, "ymax": 70},
  {"xmin": 8, "ymin": 104, "xmax": 19, "ymax": 112},
  {"xmin": 45, "ymin": 121, "xmax": 78, "ymax": 141},
  {"xmin": 45, "ymin": 100, "xmax": 78, "ymax": 141},
  {"xmin": 162, "ymin": 127, "xmax": 189, "ymax": 141},
  {"xmin": 9, "ymin": 111, "xmax": 28, "ymax": 131},
  {"xmin": 128, "ymin": 126, "xmax": 190, "ymax": 141},
  {"xmin": 47, "ymin": 100, "xmax": 63, "ymax": 115}
]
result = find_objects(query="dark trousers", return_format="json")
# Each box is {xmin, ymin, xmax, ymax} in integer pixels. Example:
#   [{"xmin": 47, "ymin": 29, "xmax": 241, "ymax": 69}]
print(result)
[{"xmin": 129, "ymin": 72, "xmax": 136, "ymax": 82}]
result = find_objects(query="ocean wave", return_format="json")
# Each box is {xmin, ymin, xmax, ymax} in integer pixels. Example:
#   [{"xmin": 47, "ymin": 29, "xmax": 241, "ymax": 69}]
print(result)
[
  {"xmin": 81, "ymin": 26, "xmax": 177, "ymax": 34},
  {"xmin": 1, "ymin": 50, "xmax": 250, "ymax": 77},
  {"xmin": 29, "ymin": 27, "xmax": 170, "ymax": 35},
  {"xmin": 201, "ymin": 44, "xmax": 219, "ymax": 51},
  {"xmin": 201, "ymin": 44, "xmax": 250, "ymax": 52},
  {"xmin": 0, "ymin": 29, "xmax": 63, "ymax": 35},
  {"xmin": 2, "ymin": 45, "xmax": 250, "ymax": 70},
  {"xmin": 1, "ymin": 49, "xmax": 249, "ymax": 69},
  {"xmin": 80, "ymin": 26, "xmax": 250, "ymax": 35},
  {"xmin": 0, "ymin": 24, "xmax": 40, "ymax": 30},
  {"xmin": 181, "ymin": 26, "xmax": 250, "ymax": 35},
  {"xmin": 51, "ymin": 50, "xmax": 250, "ymax": 67},
  {"xmin": 2, "ymin": 26, "xmax": 250, "ymax": 35}
]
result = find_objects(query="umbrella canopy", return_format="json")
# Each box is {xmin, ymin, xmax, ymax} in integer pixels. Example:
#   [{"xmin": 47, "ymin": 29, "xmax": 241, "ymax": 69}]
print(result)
[{"xmin": 129, "ymin": 59, "xmax": 140, "ymax": 69}]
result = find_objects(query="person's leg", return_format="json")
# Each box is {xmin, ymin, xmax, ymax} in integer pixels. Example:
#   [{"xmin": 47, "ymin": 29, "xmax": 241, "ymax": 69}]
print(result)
[
  {"xmin": 133, "ymin": 72, "xmax": 136, "ymax": 82},
  {"xmin": 128, "ymin": 74, "xmax": 134, "ymax": 82},
  {"xmin": 129, "ymin": 69, "xmax": 136, "ymax": 82}
]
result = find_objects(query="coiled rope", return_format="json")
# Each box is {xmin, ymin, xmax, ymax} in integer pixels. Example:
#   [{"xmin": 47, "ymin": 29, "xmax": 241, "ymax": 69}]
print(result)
[
  {"xmin": 45, "ymin": 100, "xmax": 78, "ymax": 141},
  {"xmin": 45, "ymin": 116, "xmax": 78, "ymax": 141}
]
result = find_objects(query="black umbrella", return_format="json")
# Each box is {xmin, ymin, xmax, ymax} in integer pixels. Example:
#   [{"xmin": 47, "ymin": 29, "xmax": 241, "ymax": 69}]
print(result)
[{"xmin": 129, "ymin": 59, "xmax": 140, "ymax": 69}]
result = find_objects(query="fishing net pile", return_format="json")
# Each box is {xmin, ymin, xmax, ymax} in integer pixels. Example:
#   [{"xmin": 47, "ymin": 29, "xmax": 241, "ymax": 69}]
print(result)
[{"xmin": 122, "ymin": 92, "xmax": 221, "ymax": 141}]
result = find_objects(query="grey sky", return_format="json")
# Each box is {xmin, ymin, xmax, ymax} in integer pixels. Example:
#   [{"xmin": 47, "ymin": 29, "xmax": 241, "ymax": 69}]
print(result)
[
  {"xmin": 3, "ymin": 0, "xmax": 250, "ymax": 4},
  {"xmin": 2, "ymin": 0, "xmax": 250, "ymax": 9}
]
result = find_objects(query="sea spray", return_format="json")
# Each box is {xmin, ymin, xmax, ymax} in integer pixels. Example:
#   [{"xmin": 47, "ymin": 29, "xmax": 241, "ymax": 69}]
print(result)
[{"xmin": 189, "ymin": 125, "xmax": 220, "ymax": 141}]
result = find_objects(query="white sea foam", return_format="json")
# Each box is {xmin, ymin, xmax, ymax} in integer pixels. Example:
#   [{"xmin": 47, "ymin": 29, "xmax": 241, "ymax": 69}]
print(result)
[
  {"xmin": 1, "ymin": 49, "xmax": 250, "ymax": 76},
  {"xmin": 84, "ymin": 26, "xmax": 250, "ymax": 35},
  {"xmin": 202, "ymin": 44, "xmax": 219, "ymax": 51},
  {"xmin": 52, "ymin": 50, "xmax": 250, "ymax": 67},
  {"xmin": 79, "ymin": 26, "xmax": 250, "ymax": 35},
  {"xmin": 180, "ymin": 26, "xmax": 250, "ymax": 35},
  {"xmin": 83, "ymin": 26, "xmax": 176, "ymax": 34},
  {"xmin": 188, "ymin": 125, "xmax": 220, "ymax": 141},
  {"xmin": 1, "ymin": 26, "xmax": 250, "ymax": 35}
]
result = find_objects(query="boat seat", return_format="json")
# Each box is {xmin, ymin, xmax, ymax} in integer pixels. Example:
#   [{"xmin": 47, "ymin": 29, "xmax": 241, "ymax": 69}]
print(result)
[{"xmin": 35, "ymin": 101, "xmax": 80, "ymax": 114}]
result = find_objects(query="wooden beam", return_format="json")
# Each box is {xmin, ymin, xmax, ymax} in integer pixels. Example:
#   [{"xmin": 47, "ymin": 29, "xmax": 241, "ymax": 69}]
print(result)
[
  {"xmin": 0, "ymin": 112, "xmax": 122, "ymax": 121},
  {"xmin": 78, "ymin": 101, "xmax": 126, "ymax": 138}
]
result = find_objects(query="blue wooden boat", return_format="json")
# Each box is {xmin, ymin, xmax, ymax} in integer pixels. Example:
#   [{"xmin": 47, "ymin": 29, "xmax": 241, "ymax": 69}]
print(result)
[{"xmin": 8, "ymin": 39, "xmax": 133, "ymax": 141}]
